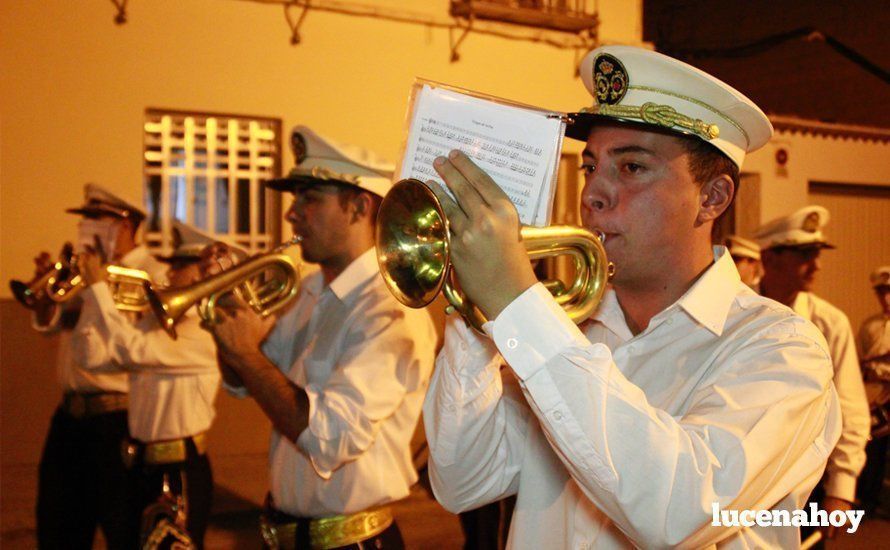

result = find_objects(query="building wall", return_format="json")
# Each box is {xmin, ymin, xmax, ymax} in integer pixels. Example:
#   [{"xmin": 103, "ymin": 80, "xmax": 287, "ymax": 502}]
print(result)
[{"xmin": 0, "ymin": 0, "xmax": 643, "ymax": 497}]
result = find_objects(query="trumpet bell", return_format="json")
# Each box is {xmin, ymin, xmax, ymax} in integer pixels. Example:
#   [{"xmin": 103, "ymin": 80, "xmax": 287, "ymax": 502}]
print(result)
[
  {"xmin": 376, "ymin": 178, "xmax": 612, "ymax": 332},
  {"xmin": 10, "ymin": 280, "xmax": 40, "ymax": 307},
  {"xmin": 376, "ymin": 179, "xmax": 450, "ymax": 309}
]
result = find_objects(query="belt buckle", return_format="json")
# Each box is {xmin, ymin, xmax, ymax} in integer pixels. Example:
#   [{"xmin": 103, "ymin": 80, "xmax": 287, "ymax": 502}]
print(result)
[
  {"xmin": 260, "ymin": 515, "xmax": 280, "ymax": 550},
  {"xmin": 121, "ymin": 440, "xmax": 138, "ymax": 469},
  {"xmin": 67, "ymin": 394, "xmax": 86, "ymax": 419}
]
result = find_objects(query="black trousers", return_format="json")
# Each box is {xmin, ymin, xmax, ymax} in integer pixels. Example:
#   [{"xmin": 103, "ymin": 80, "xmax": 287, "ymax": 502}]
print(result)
[
  {"xmin": 131, "ymin": 449, "xmax": 214, "ymax": 549},
  {"xmin": 858, "ymin": 434, "xmax": 888, "ymax": 513},
  {"xmin": 36, "ymin": 407, "xmax": 135, "ymax": 549}
]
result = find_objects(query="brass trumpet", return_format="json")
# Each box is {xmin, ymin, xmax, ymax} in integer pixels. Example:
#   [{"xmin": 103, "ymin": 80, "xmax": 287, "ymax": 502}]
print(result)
[
  {"xmin": 146, "ymin": 237, "xmax": 302, "ymax": 338},
  {"xmin": 376, "ymin": 179, "xmax": 612, "ymax": 332},
  {"xmin": 9, "ymin": 243, "xmax": 152, "ymax": 313}
]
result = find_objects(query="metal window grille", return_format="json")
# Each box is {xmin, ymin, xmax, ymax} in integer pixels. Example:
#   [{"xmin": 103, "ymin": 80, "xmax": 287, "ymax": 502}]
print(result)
[{"xmin": 143, "ymin": 109, "xmax": 282, "ymax": 254}]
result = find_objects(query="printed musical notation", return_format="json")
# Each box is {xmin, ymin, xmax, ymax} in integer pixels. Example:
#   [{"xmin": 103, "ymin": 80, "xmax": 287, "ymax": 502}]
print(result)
[{"xmin": 399, "ymin": 83, "xmax": 565, "ymax": 226}]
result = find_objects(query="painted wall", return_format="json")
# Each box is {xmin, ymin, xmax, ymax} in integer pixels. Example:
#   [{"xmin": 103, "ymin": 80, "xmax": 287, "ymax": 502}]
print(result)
[
  {"xmin": 744, "ymin": 130, "xmax": 890, "ymax": 224},
  {"xmin": 1, "ymin": 0, "xmax": 643, "ymax": 292}
]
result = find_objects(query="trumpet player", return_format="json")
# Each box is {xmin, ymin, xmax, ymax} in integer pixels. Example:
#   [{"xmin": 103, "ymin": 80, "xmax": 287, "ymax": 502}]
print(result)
[
  {"xmin": 423, "ymin": 46, "xmax": 841, "ymax": 548},
  {"xmin": 34, "ymin": 183, "xmax": 166, "ymax": 549},
  {"xmin": 206, "ymin": 126, "xmax": 437, "ymax": 549},
  {"xmin": 77, "ymin": 220, "xmax": 230, "ymax": 548}
]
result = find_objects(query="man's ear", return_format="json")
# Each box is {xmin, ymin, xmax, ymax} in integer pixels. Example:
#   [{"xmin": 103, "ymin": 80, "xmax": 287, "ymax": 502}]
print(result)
[
  {"xmin": 697, "ymin": 175, "xmax": 734, "ymax": 225},
  {"xmin": 350, "ymin": 192, "xmax": 372, "ymax": 223}
]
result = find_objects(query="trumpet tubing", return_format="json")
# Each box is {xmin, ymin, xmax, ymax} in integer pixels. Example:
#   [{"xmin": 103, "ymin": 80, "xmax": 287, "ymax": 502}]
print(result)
[
  {"xmin": 9, "ymin": 243, "xmax": 153, "ymax": 313},
  {"xmin": 147, "ymin": 237, "xmax": 302, "ymax": 339},
  {"xmin": 376, "ymin": 179, "xmax": 613, "ymax": 332}
]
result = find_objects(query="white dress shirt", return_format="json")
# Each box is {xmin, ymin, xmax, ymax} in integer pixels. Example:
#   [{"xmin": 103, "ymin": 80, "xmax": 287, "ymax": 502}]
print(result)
[
  {"xmin": 80, "ymin": 281, "xmax": 220, "ymax": 442},
  {"xmin": 859, "ymin": 312, "xmax": 890, "ymax": 380},
  {"xmin": 36, "ymin": 245, "xmax": 167, "ymax": 394},
  {"xmin": 792, "ymin": 292, "xmax": 870, "ymax": 501},
  {"xmin": 426, "ymin": 247, "xmax": 842, "ymax": 549},
  {"xmin": 227, "ymin": 248, "xmax": 437, "ymax": 517}
]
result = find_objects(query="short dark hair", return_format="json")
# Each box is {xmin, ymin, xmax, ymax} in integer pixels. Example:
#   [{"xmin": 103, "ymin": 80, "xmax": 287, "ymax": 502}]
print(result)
[
  {"xmin": 336, "ymin": 185, "xmax": 382, "ymax": 226},
  {"xmin": 676, "ymin": 134, "xmax": 740, "ymax": 231},
  {"xmin": 678, "ymin": 134, "xmax": 740, "ymax": 190}
]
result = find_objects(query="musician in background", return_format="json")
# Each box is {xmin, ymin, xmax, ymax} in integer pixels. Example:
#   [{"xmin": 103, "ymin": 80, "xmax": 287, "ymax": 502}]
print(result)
[
  {"xmin": 756, "ymin": 205, "xmax": 869, "ymax": 542},
  {"xmin": 207, "ymin": 126, "xmax": 437, "ymax": 549},
  {"xmin": 857, "ymin": 266, "xmax": 890, "ymax": 514},
  {"xmin": 77, "ymin": 221, "xmax": 232, "ymax": 548},
  {"xmin": 32, "ymin": 183, "xmax": 166, "ymax": 549},
  {"xmin": 423, "ymin": 46, "xmax": 840, "ymax": 548},
  {"xmin": 724, "ymin": 235, "xmax": 762, "ymax": 287}
]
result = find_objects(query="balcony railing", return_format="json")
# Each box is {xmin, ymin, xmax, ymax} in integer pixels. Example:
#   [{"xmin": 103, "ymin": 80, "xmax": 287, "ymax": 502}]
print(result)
[{"xmin": 450, "ymin": 0, "xmax": 598, "ymax": 33}]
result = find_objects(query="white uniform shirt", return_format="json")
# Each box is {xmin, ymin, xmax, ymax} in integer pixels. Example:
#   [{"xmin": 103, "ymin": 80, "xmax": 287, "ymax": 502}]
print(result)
[
  {"xmin": 230, "ymin": 248, "xmax": 437, "ymax": 517},
  {"xmin": 80, "ymin": 281, "xmax": 220, "ymax": 442},
  {"xmin": 35, "ymin": 245, "xmax": 167, "ymax": 394},
  {"xmin": 425, "ymin": 248, "xmax": 842, "ymax": 549},
  {"xmin": 792, "ymin": 292, "xmax": 870, "ymax": 501},
  {"xmin": 858, "ymin": 312, "xmax": 890, "ymax": 380}
]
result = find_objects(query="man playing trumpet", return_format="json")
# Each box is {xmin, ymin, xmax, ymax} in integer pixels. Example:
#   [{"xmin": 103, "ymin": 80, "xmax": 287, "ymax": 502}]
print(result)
[
  {"xmin": 77, "ymin": 221, "xmax": 232, "ymax": 548},
  {"xmin": 423, "ymin": 46, "xmax": 841, "ymax": 548},
  {"xmin": 32, "ymin": 183, "xmax": 166, "ymax": 549},
  {"xmin": 206, "ymin": 126, "xmax": 437, "ymax": 549}
]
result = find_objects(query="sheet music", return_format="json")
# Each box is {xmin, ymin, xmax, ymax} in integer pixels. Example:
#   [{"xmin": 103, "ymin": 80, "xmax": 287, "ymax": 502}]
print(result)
[{"xmin": 399, "ymin": 84, "xmax": 564, "ymax": 226}]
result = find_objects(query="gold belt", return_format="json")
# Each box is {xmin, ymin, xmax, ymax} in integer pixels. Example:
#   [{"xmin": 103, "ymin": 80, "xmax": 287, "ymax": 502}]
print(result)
[
  {"xmin": 261, "ymin": 506, "xmax": 394, "ymax": 550},
  {"xmin": 62, "ymin": 392, "xmax": 128, "ymax": 419},
  {"xmin": 127, "ymin": 433, "xmax": 209, "ymax": 465}
]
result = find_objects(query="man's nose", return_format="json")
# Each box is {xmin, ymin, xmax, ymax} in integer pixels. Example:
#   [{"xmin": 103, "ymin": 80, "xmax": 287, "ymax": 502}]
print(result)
[{"xmin": 580, "ymin": 172, "xmax": 616, "ymax": 214}]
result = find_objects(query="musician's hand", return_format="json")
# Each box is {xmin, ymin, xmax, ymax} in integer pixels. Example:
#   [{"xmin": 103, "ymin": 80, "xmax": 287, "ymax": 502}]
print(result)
[
  {"xmin": 429, "ymin": 150, "xmax": 537, "ymax": 320},
  {"xmin": 33, "ymin": 252, "xmax": 53, "ymax": 279},
  {"xmin": 205, "ymin": 293, "xmax": 275, "ymax": 372},
  {"xmin": 78, "ymin": 248, "xmax": 106, "ymax": 286},
  {"xmin": 820, "ymin": 497, "xmax": 852, "ymax": 539}
]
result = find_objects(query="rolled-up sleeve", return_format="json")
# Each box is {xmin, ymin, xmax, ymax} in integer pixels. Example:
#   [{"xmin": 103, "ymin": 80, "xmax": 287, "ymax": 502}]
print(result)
[
  {"xmin": 296, "ymin": 307, "xmax": 434, "ymax": 479},
  {"xmin": 82, "ymin": 282, "xmax": 217, "ymax": 375},
  {"xmin": 489, "ymin": 283, "xmax": 841, "ymax": 548}
]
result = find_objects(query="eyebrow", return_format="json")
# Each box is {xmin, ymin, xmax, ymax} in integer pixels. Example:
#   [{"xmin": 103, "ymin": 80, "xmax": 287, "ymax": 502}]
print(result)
[{"xmin": 582, "ymin": 145, "xmax": 657, "ymax": 159}]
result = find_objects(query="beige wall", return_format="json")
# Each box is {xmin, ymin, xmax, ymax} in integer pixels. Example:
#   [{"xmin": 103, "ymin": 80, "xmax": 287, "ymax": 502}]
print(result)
[
  {"xmin": 0, "ymin": 0, "xmax": 643, "ymax": 481},
  {"xmin": 743, "ymin": 130, "xmax": 890, "ymax": 224},
  {"xmin": 0, "ymin": 0, "xmax": 643, "ymax": 293}
]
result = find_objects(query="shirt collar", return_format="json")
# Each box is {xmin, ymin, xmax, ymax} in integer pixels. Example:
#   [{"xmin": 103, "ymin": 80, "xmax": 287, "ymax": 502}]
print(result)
[
  {"xmin": 672, "ymin": 246, "xmax": 740, "ymax": 336},
  {"xmin": 327, "ymin": 247, "xmax": 379, "ymax": 301},
  {"xmin": 592, "ymin": 246, "xmax": 740, "ymax": 338}
]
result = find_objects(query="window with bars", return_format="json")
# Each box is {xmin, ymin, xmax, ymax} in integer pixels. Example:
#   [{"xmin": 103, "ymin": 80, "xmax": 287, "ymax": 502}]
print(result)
[{"xmin": 143, "ymin": 109, "xmax": 283, "ymax": 254}]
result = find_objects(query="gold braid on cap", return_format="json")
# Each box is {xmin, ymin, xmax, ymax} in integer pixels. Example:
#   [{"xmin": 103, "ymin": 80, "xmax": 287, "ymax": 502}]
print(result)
[
  {"xmin": 582, "ymin": 102, "xmax": 720, "ymax": 141},
  {"xmin": 310, "ymin": 166, "xmax": 361, "ymax": 185}
]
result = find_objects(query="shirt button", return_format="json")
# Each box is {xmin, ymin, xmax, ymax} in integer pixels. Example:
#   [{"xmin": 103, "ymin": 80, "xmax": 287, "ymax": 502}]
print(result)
[
  {"xmin": 666, "ymin": 318, "xmax": 674, "ymax": 325},
  {"xmin": 459, "ymin": 341, "xmax": 468, "ymax": 352},
  {"xmin": 628, "ymin": 345, "xmax": 636, "ymax": 354},
  {"xmin": 552, "ymin": 410, "xmax": 563, "ymax": 421},
  {"xmin": 506, "ymin": 337, "xmax": 519, "ymax": 349}
]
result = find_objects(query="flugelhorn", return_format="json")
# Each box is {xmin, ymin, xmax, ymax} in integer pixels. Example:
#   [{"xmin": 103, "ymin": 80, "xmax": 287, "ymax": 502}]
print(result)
[
  {"xmin": 9, "ymin": 243, "xmax": 152, "ymax": 313},
  {"xmin": 376, "ymin": 179, "xmax": 613, "ymax": 332},
  {"xmin": 146, "ymin": 237, "xmax": 302, "ymax": 338}
]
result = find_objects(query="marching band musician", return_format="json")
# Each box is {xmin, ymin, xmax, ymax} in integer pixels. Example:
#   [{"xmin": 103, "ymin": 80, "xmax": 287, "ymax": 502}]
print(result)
[
  {"xmin": 858, "ymin": 266, "xmax": 890, "ymax": 514},
  {"xmin": 422, "ymin": 46, "xmax": 841, "ymax": 548},
  {"xmin": 76, "ymin": 221, "xmax": 230, "ymax": 548},
  {"xmin": 206, "ymin": 126, "xmax": 437, "ymax": 549},
  {"xmin": 724, "ymin": 234, "xmax": 762, "ymax": 288},
  {"xmin": 756, "ymin": 206, "xmax": 870, "ymax": 543},
  {"xmin": 34, "ymin": 183, "xmax": 166, "ymax": 549}
]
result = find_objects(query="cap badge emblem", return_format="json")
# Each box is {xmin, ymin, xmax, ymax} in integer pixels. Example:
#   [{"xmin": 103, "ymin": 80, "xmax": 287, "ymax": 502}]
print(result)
[
  {"xmin": 291, "ymin": 132, "xmax": 308, "ymax": 164},
  {"xmin": 594, "ymin": 54, "xmax": 628, "ymax": 106},
  {"xmin": 802, "ymin": 212, "xmax": 820, "ymax": 232}
]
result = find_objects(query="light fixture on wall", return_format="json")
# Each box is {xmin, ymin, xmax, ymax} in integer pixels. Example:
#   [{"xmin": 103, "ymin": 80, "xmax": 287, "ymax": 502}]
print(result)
[{"xmin": 110, "ymin": 0, "xmax": 128, "ymax": 25}]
